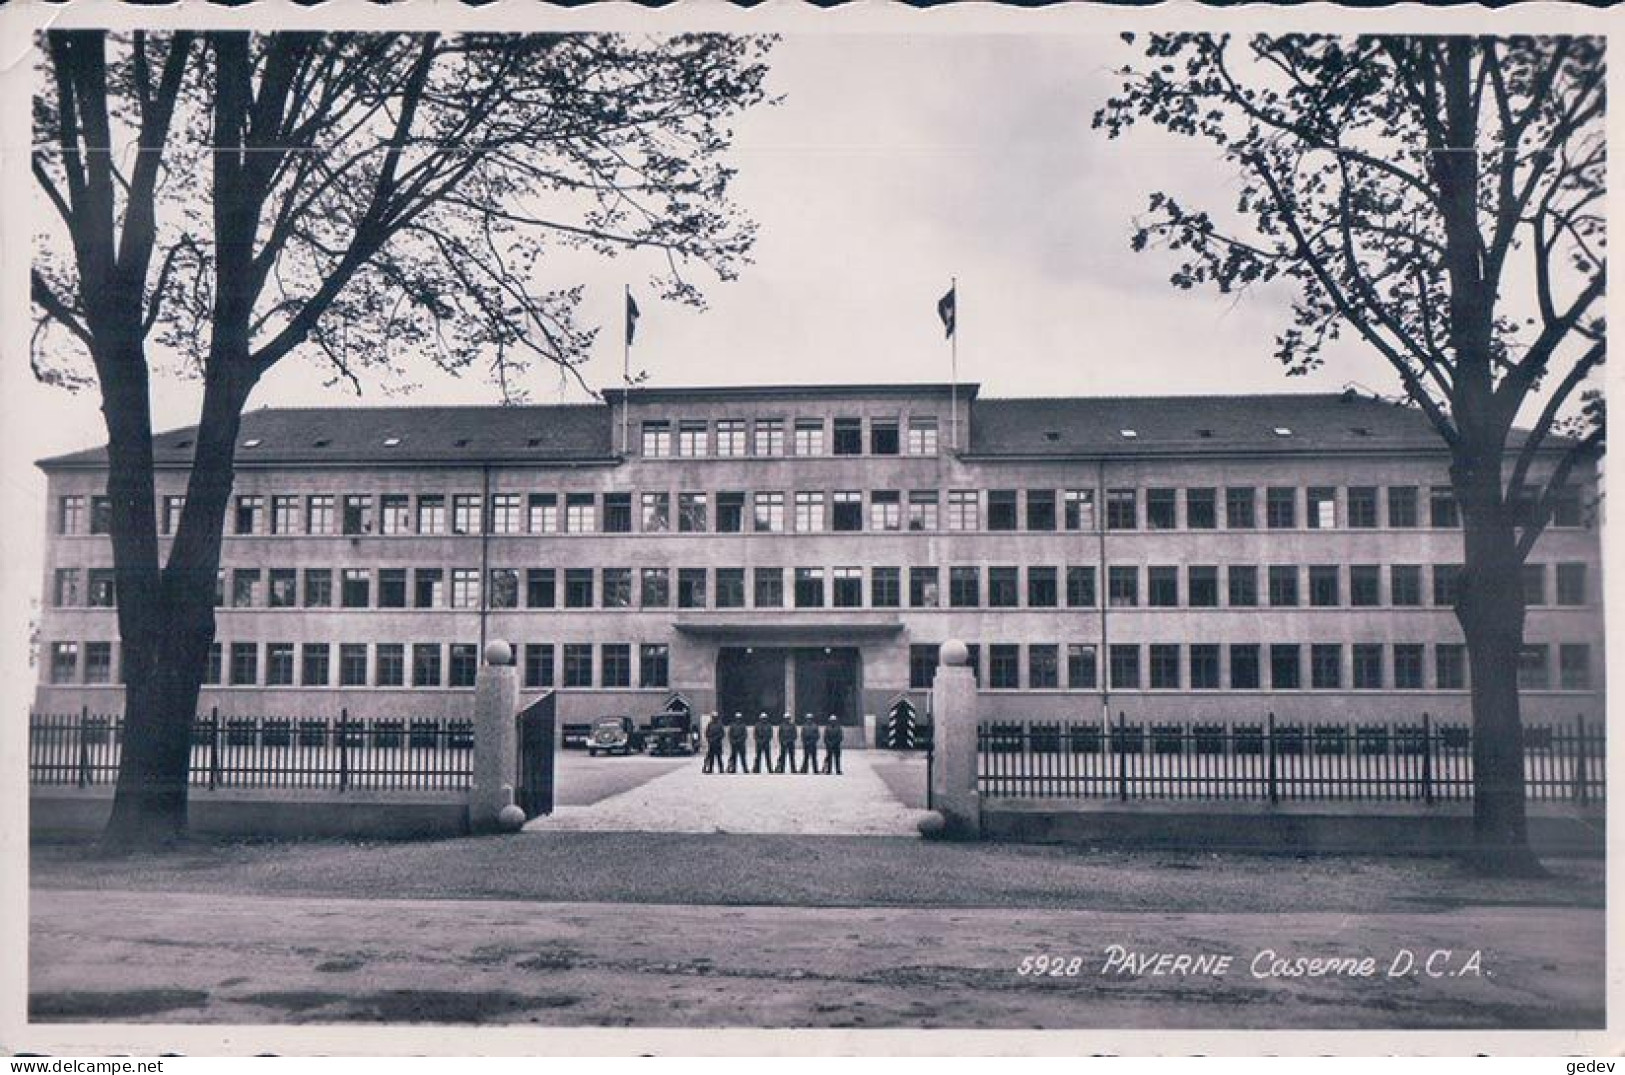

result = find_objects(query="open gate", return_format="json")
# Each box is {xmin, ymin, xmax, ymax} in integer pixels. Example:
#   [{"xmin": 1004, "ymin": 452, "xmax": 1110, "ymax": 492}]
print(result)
[{"xmin": 516, "ymin": 692, "xmax": 556, "ymax": 818}]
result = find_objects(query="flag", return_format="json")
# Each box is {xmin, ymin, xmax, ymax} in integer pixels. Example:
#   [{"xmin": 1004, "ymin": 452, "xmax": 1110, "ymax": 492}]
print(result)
[
  {"xmin": 937, "ymin": 285, "xmax": 956, "ymax": 338},
  {"xmin": 625, "ymin": 290, "xmax": 641, "ymax": 347}
]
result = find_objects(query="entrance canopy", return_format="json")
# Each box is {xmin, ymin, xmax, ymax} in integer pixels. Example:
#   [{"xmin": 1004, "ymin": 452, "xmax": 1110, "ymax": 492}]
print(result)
[{"xmin": 674, "ymin": 614, "xmax": 903, "ymax": 646}]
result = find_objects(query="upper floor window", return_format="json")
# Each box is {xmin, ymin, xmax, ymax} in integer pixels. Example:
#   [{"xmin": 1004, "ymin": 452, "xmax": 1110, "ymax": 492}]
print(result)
[
  {"xmin": 907, "ymin": 490, "xmax": 939, "ymax": 531},
  {"xmin": 715, "ymin": 420, "xmax": 746, "ymax": 457},
  {"xmin": 490, "ymin": 494, "xmax": 522, "ymax": 534},
  {"xmin": 987, "ymin": 490, "xmax": 1018, "ymax": 531},
  {"xmin": 1063, "ymin": 489, "xmax": 1096, "ymax": 531},
  {"xmin": 677, "ymin": 420, "xmax": 708, "ymax": 458},
  {"xmin": 831, "ymin": 491, "xmax": 862, "ymax": 531},
  {"xmin": 870, "ymin": 418, "xmax": 900, "ymax": 455},
  {"xmin": 679, "ymin": 492, "xmax": 708, "ymax": 533},
  {"xmin": 271, "ymin": 495, "xmax": 300, "ymax": 535},
  {"xmin": 833, "ymin": 417, "xmax": 863, "ymax": 456},
  {"xmin": 1388, "ymin": 486, "xmax": 1419, "ymax": 528},
  {"xmin": 161, "ymin": 495, "xmax": 186, "ymax": 536},
  {"xmin": 1347, "ymin": 487, "xmax": 1378, "ymax": 529},
  {"xmin": 642, "ymin": 421, "xmax": 672, "ymax": 458},
  {"xmin": 753, "ymin": 419, "xmax": 784, "ymax": 457},
  {"xmin": 57, "ymin": 495, "xmax": 85, "ymax": 535},
  {"xmin": 89, "ymin": 496, "xmax": 112, "ymax": 535},
  {"xmin": 907, "ymin": 417, "xmax": 939, "ymax": 455},
  {"xmin": 1551, "ymin": 485, "xmax": 1583, "ymax": 528},
  {"xmin": 1185, "ymin": 488, "xmax": 1217, "ymax": 530},
  {"xmin": 1307, "ymin": 487, "xmax": 1336, "ymax": 529},
  {"xmin": 417, "ymin": 495, "xmax": 445, "ymax": 535},
  {"xmin": 1146, "ymin": 488, "xmax": 1177, "ymax": 530},
  {"xmin": 793, "ymin": 418, "xmax": 825, "ymax": 456},
  {"xmin": 1430, "ymin": 486, "xmax": 1459, "ymax": 528},
  {"xmin": 1105, "ymin": 489, "xmax": 1137, "ymax": 530},
  {"xmin": 235, "ymin": 495, "xmax": 264, "ymax": 535},
  {"xmin": 870, "ymin": 490, "xmax": 902, "ymax": 531},
  {"xmin": 1265, "ymin": 487, "xmax": 1296, "ymax": 529},
  {"xmin": 716, "ymin": 491, "xmax": 745, "ymax": 533},
  {"xmin": 947, "ymin": 490, "xmax": 979, "ymax": 531},
  {"xmin": 1225, "ymin": 487, "xmax": 1256, "ymax": 529},
  {"xmin": 451, "ymin": 495, "xmax": 481, "ymax": 535},
  {"xmin": 754, "ymin": 492, "xmax": 785, "ymax": 533},
  {"xmin": 342, "ymin": 494, "xmax": 372, "ymax": 535},
  {"xmin": 794, "ymin": 567, "xmax": 825, "ymax": 608},
  {"xmin": 564, "ymin": 493, "xmax": 595, "ymax": 533},
  {"xmin": 527, "ymin": 493, "xmax": 557, "ymax": 533},
  {"xmin": 379, "ymin": 494, "xmax": 411, "ymax": 535},
  {"xmin": 640, "ymin": 492, "xmax": 669, "ymax": 533},
  {"xmin": 794, "ymin": 491, "xmax": 826, "ymax": 533},
  {"xmin": 1026, "ymin": 489, "xmax": 1056, "ymax": 532}
]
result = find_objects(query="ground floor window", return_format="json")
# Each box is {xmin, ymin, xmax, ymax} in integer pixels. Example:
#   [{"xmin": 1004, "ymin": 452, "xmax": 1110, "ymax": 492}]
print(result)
[
  {"xmin": 449, "ymin": 644, "xmax": 479, "ymax": 688},
  {"xmin": 524, "ymin": 643, "xmax": 554, "ymax": 689},
  {"xmin": 563, "ymin": 644, "xmax": 593, "ymax": 688},
  {"xmin": 909, "ymin": 644, "xmax": 937, "ymax": 689},
  {"xmin": 640, "ymin": 644, "xmax": 669, "ymax": 688}
]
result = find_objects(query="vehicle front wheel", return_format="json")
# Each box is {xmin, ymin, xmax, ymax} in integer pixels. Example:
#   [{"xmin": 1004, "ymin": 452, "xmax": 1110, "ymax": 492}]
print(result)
[{"xmin": 588, "ymin": 748, "xmax": 598, "ymax": 757}]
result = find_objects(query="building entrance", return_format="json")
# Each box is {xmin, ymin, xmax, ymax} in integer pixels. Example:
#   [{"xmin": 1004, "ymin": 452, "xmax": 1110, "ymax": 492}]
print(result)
[
  {"xmin": 794, "ymin": 647, "xmax": 861, "ymax": 726},
  {"xmin": 716, "ymin": 647, "xmax": 787, "ymax": 719},
  {"xmin": 715, "ymin": 646, "xmax": 862, "ymax": 726}
]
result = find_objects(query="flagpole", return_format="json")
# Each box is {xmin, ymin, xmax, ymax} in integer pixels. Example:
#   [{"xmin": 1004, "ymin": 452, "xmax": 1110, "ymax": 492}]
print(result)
[
  {"xmin": 949, "ymin": 276, "xmax": 959, "ymax": 452},
  {"xmin": 622, "ymin": 285, "xmax": 631, "ymax": 457}
]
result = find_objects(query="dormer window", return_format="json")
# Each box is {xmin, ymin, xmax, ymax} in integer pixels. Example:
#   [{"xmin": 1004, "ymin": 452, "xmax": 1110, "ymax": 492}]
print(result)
[
  {"xmin": 312, "ymin": 438, "xmax": 331, "ymax": 448},
  {"xmin": 1119, "ymin": 429, "xmax": 1139, "ymax": 439},
  {"xmin": 383, "ymin": 436, "xmax": 402, "ymax": 447},
  {"xmin": 242, "ymin": 438, "xmax": 262, "ymax": 448},
  {"xmin": 1272, "ymin": 427, "xmax": 1293, "ymax": 437}
]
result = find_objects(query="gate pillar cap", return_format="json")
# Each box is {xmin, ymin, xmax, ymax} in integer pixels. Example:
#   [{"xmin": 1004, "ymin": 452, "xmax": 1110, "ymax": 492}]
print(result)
[
  {"xmin": 940, "ymin": 640, "xmax": 969, "ymax": 667},
  {"xmin": 484, "ymin": 640, "xmax": 514, "ymax": 666}
]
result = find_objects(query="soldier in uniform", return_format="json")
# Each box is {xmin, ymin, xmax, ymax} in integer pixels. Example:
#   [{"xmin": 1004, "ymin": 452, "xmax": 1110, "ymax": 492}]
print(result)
[
  {"xmin": 702, "ymin": 712, "xmax": 725, "ymax": 774},
  {"xmin": 726, "ymin": 711, "xmax": 749, "ymax": 774},
  {"xmin": 798, "ymin": 711, "xmax": 820, "ymax": 774},
  {"xmin": 822, "ymin": 714, "xmax": 845, "ymax": 775},
  {"xmin": 752, "ymin": 711, "xmax": 774, "ymax": 773},
  {"xmin": 775, "ymin": 712, "xmax": 797, "ymax": 773}
]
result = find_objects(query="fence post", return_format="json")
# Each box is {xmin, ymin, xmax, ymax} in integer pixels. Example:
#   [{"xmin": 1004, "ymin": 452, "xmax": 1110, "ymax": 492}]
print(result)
[
  {"xmin": 77, "ymin": 705, "xmax": 91, "ymax": 789},
  {"xmin": 1421, "ymin": 712, "xmax": 1434, "ymax": 806},
  {"xmin": 1116, "ymin": 710, "xmax": 1128, "ymax": 802},
  {"xmin": 208, "ymin": 706, "xmax": 221, "ymax": 791},
  {"xmin": 1266, "ymin": 711, "xmax": 1278, "ymax": 805},
  {"xmin": 1573, "ymin": 713, "xmax": 1589, "ymax": 807},
  {"xmin": 339, "ymin": 707, "xmax": 350, "ymax": 793}
]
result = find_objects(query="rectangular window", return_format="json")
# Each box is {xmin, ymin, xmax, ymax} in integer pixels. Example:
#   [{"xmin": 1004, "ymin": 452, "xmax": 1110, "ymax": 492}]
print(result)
[
  {"xmin": 371, "ymin": 568, "xmax": 404, "ymax": 608},
  {"xmin": 1230, "ymin": 644, "xmax": 1260, "ymax": 689},
  {"xmin": 564, "ymin": 493, "xmax": 596, "ymax": 533},
  {"xmin": 794, "ymin": 567, "xmax": 825, "ymax": 608},
  {"xmin": 1307, "ymin": 487, "xmax": 1337, "ymax": 529},
  {"xmin": 1147, "ymin": 566, "xmax": 1179, "ymax": 607},
  {"xmin": 229, "ymin": 642, "xmax": 258, "ymax": 686},
  {"xmin": 1227, "ymin": 566, "xmax": 1258, "ymax": 607},
  {"xmin": 1522, "ymin": 564, "xmax": 1547, "ymax": 606},
  {"xmin": 303, "ymin": 568, "xmax": 332, "ymax": 608},
  {"xmin": 1559, "ymin": 644, "xmax": 1590, "ymax": 690},
  {"xmin": 301, "ymin": 643, "xmax": 330, "ymax": 687},
  {"xmin": 1108, "ymin": 566, "xmax": 1139, "ymax": 607},
  {"xmin": 640, "ymin": 644, "xmax": 670, "ymax": 688},
  {"xmin": 1027, "ymin": 567, "xmax": 1058, "ymax": 608},
  {"xmin": 640, "ymin": 568, "xmax": 670, "ymax": 607},
  {"xmin": 907, "ymin": 417, "xmax": 939, "ymax": 455},
  {"xmin": 268, "ymin": 568, "xmax": 298, "ymax": 608},
  {"xmin": 1430, "ymin": 486, "xmax": 1459, "ymax": 528},
  {"xmin": 415, "ymin": 568, "xmax": 445, "ymax": 609},
  {"xmin": 450, "ymin": 568, "xmax": 480, "ymax": 609},
  {"xmin": 716, "ymin": 492, "xmax": 745, "ymax": 533},
  {"xmin": 1225, "ymin": 487, "xmax": 1256, "ymax": 529},
  {"xmin": 231, "ymin": 494, "xmax": 263, "ymax": 536},
  {"xmin": 753, "ymin": 492, "xmax": 785, "ymax": 533},
  {"xmin": 642, "ymin": 421, "xmax": 672, "ymax": 458},
  {"xmin": 1393, "ymin": 644, "xmax": 1424, "ymax": 689},
  {"xmin": 161, "ymin": 495, "xmax": 186, "ymax": 536},
  {"xmin": 53, "ymin": 568, "xmax": 80, "ymax": 607},
  {"xmin": 1065, "ymin": 566, "xmax": 1096, "ymax": 608},
  {"xmin": 794, "ymin": 491, "xmax": 826, "ymax": 533},
  {"xmin": 526, "ymin": 493, "xmax": 557, "ymax": 534},
  {"xmin": 793, "ymin": 419, "xmax": 825, "ymax": 456},
  {"xmin": 601, "ymin": 644, "xmax": 632, "ymax": 688},
  {"xmin": 678, "ymin": 568, "xmax": 707, "ymax": 609},
  {"xmin": 380, "ymin": 494, "xmax": 412, "ymax": 535},
  {"xmin": 1309, "ymin": 565, "xmax": 1340, "ymax": 607},
  {"xmin": 1149, "ymin": 644, "xmax": 1181, "ymax": 689},
  {"xmin": 987, "ymin": 490, "xmax": 1018, "ymax": 531},
  {"xmin": 339, "ymin": 643, "xmax": 368, "ymax": 687},
  {"xmin": 1551, "ymin": 486, "xmax": 1583, "ymax": 528},
  {"xmin": 1388, "ymin": 486, "xmax": 1419, "ymax": 528},
  {"xmin": 1270, "ymin": 644, "xmax": 1301, "ymax": 690},
  {"xmin": 449, "ymin": 644, "xmax": 479, "ymax": 688},
  {"xmin": 1189, "ymin": 644, "xmax": 1220, "ymax": 689},
  {"xmin": 88, "ymin": 568, "xmax": 116, "ymax": 608},
  {"xmin": 1517, "ymin": 644, "xmax": 1550, "ymax": 690},
  {"xmin": 1106, "ymin": 489, "xmax": 1137, "ymax": 530},
  {"xmin": 342, "ymin": 495, "xmax": 372, "ymax": 536},
  {"xmin": 754, "ymin": 567, "xmax": 784, "ymax": 608},
  {"xmin": 1389, "ymin": 565, "xmax": 1423, "ymax": 607},
  {"xmin": 489, "ymin": 493, "xmax": 522, "ymax": 534},
  {"xmin": 715, "ymin": 419, "xmax": 746, "ymax": 457},
  {"xmin": 1268, "ymin": 566, "xmax": 1298, "ymax": 607},
  {"xmin": 988, "ymin": 644, "xmax": 1020, "ymax": 689},
  {"xmin": 870, "ymin": 418, "xmax": 900, "ymax": 455},
  {"xmin": 1025, "ymin": 489, "xmax": 1056, "ymax": 531},
  {"xmin": 417, "ymin": 494, "xmax": 446, "ymax": 535},
  {"xmin": 1353, "ymin": 644, "xmax": 1384, "ymax": 689},
  {"xmin": 1185, "ymin": 488, "xmax": 1217, "ymax": 530},
  {"xmin": 754, "ymin": 419, "xmax": 784, "ymax": 456},
  {"xmin": 412, "ymin": 643, "xmax": 442, "ymax": 688},
  {"xmin": 1266, "ymin": 487, "xmax": 1296, "ymax": 529},
  {"xmin": 833, "ymin": 417, "xmax": 863, "ymax": 455},
  {"xmin": 564, "ymin": 568, "xmax": 593, "ymax": 609},
  {"xmin": 715, "ymin": 567, "xmax": 746, "ymax": 609},
  {"xmin": 1146, "ymin": 488, "xmax": 1177, "ymax": 530},
  {"xmin": 1067, "ymin": 644, "xmax": 1098, "ymax": 689},
  {"xmin": 83, "ymin": 641, "xmax": 112, "ymax": 684},
  {"xmin": 830, "ymin": 490, "xmax": 863, "ymax": 532},
  {"xmin": 568, "ymin": 649, "xmax": 601, "ymax": 691},
  {"xmin": 988, "ymin": 566, "xmax": 1019, "ymax": 608},
  {"xmin": 639, "ymin": 492, "xmax": 669, "ymax": 533},
  {"xmin": 1347, "ymin": 486, "xmax": 1378, "ymax": 529},
  {"xmin": 907, "ymin": 490, "xmax": 939, "ymax": 532},
  {"xmin": 268, "ymin": 495, "xmax": 300, "ymax": 535},
  {"xmin": 910, "ymin": 644, "xmax": 939, "ymax": 690},
  {"xmin": 947, "ymin": 490, "xmax": 980, "ymax": 531},
  {"xmin": 339, "ymin": 568, "xmax": 369, "ymax": 608},
  {"xmin": 949, "ymin": 567, "xmax": 980, "ymax": 608},
  {"xmin": 487, "ymin": 568, "xmax": 520, "ymax": 609},
  {"xmin": 232, "ymin": 568, "xmax": 262, "ymax": 608},
  {"xmin": 678, "ymin": 492, "xmax": 708, "ymax": 533},
  {"xmin": 1436, "ymin": 644, "xmax": 1466, "ymax": 690},
  {"xmin": 1556, "ymin": 563, "xmax": 1587, "ymax": 606},
  {"xmin": 451, "ymin": 495, "xmax": 481, "ymax": 535},
  {"xmin": 89, "ymin": 496, "xmax": 111, "ymax": 535},
  {"xmin": 1311, "ymin": 644, "xmax": 1342, "ymax": 689},
  {"xmin": 1432, "ymin": 564, "xmax": 1463, "ymax": 607},
  {"xmin": 1063, "ymin": 489, "xmax": 1096, "ymax": 531},
  {"xmin": 524, "ymin": 644, "xmax": 554, "ymax": 689},
  {"xmin": 1188, "ymin": 566, "xmax": 1219, "ymax": 607},
  {"xmin": 1109, "ymin": 645, "xmax": 1140, "ymax": 690},
  {"xmin": 1029, "ymin": 645, "xmax": 1060, "ymax": 689},
  {"xmin": 832, "ymin": 567, "xmax": 863, "ymax": 608},
  {"xmin": 909, "ymin": 566, "xmax": 939, "ymax": 608},
  {"xmin": 871, "ymin": 567, "xmax": 901, "ymax": 608},
  {"xmin": 57, "ymin": 495, "xmax": 85, "ymax": 535}
]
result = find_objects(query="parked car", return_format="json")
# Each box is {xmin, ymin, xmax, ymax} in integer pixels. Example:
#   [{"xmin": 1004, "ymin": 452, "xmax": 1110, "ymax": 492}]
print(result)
[
  {"xmin": 586, "ymin": 715, "xmax": 645, "ymax": 756},
  {"xmin": 646, "ymin": 709, "xmax": 699, "ymax": 756}
]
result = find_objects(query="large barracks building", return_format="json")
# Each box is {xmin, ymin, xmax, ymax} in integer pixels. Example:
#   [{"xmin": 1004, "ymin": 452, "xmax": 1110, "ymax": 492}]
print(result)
[{"xmin": 34, "ymin": 383, "xmax": 1604, "ymax": 737}]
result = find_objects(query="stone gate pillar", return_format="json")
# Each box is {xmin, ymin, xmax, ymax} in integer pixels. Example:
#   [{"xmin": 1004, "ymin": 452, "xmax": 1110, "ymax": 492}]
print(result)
[
  {"xmin": 470, "ymin": 639, "xmax": 519, "ymax": 832},
  {"xmin": 929, "ymin": 639, "xmax": 981, "ymax": 837}
]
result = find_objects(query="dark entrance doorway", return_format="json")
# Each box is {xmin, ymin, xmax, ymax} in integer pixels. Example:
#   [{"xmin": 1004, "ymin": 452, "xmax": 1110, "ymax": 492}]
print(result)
[
  {"xmin": 794, "ymin": 647, "xmax": 861, "ymax": 726},
  {"xmin": 716, "ymin": 647, "xmax": 786, "ymax": 720}
]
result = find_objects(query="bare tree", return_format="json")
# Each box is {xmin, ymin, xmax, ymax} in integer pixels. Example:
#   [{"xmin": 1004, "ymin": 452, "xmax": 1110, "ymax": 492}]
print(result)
[
  {"xmin": 1096, "ymin": 34, "xmax": 1604, "ymax": 873},
  {"xmin": 32, "ymin": 29, "xmax": 775, "ymax": 847}
]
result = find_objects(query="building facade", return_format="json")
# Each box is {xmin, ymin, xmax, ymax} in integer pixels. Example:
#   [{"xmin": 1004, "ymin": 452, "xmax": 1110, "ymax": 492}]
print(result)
[{"xmin": 34, "ymin": 384, "xmax": 1604, "ymax": 738}]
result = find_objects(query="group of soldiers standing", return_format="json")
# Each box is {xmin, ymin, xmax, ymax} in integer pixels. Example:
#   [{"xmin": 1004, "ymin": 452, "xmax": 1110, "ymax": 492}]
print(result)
[{"xmin": 702, "ymin": 712, "xmax": 845, "ymax": 775}]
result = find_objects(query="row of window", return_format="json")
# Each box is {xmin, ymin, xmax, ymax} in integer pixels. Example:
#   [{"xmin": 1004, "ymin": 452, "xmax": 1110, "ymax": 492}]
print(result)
[
  {"xmin": 904, "ymin": 642, "xmax": 1595, "ymax": 693},
  {"xmin": 55, "ymin": 561, "xmax": 1592, "ymax": 613},
  {"xmin": 638, "ymin": 415, "xmax": 941, "ymax": 458},
  {"xmin": 56, "ymin": 482, "xmax": 1586, "ymax": 538}
]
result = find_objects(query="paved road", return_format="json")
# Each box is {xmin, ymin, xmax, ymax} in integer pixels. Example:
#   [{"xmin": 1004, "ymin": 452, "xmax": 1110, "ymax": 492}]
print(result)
[{"xmin": 28, "ymin": 889, "xmax": 1604, "ymax": 1029}]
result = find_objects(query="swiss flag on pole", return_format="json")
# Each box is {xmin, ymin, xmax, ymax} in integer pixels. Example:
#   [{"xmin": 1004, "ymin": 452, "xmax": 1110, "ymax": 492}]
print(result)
[
  {"xmin": 937, "ymin": 285, "xmax": 956, "ymax": 338},
  {"xmin": 625, "ymin": 290, "xmax": 641, "ymax": 346}
]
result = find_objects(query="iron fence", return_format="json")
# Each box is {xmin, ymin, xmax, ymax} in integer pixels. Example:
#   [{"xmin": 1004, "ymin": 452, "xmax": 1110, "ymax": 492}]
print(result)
[
  {"xmin": 978, "ymin": 713, "xmax": 1604, "ymax": 805},
  {"xmin": 30, "ymin": 708, "xmax": 474, "ymax": 792}
]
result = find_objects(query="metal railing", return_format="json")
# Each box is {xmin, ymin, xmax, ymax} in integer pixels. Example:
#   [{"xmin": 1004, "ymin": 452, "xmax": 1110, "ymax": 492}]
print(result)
[
  {"xmin": 30, "ymin": 708, "xmax": 474, "ymax": 792},
  {"xmin": 977, "ymin": 713, "xmax": 1604, "ymax": 805}
]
